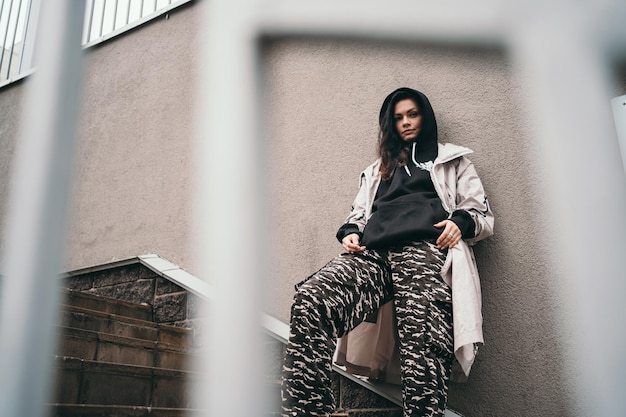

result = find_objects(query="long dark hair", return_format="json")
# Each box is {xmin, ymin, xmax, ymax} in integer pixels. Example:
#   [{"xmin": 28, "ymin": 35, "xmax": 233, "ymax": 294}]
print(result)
[{"xmin": 377, "ymin": 88, "xmax": 438, "ymax": 181}]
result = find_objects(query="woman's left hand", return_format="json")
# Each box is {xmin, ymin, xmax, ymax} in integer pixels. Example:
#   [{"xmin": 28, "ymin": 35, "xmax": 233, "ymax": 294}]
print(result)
[{"xmin": 434, "ymin": 220, "xmax": 461, "ymax": 249}]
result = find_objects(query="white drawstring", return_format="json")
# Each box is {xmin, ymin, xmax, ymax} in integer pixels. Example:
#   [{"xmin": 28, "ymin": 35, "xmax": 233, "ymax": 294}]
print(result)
[
  {"xmin": 411, "ymin": 141, "xmax": 418, "ymax": 167},
  {"xmin": 405, "ymin": 142, "xmax": 440, "ymax": 175},
  {"xmin": 404, "ymin": 142, "xmax": 418, "ymax": 177}
]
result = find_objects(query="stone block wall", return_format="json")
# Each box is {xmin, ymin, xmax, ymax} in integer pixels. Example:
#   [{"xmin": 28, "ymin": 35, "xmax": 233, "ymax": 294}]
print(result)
[{"xmin": 64, "ymin": 262, "xmax": 205, "ymax": 345}]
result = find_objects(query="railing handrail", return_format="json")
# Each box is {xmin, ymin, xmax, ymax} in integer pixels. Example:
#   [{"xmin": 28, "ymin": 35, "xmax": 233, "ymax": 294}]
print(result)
[{"xmin": 63, "ymin": 253, "xmax": 410, "ymax": 408}]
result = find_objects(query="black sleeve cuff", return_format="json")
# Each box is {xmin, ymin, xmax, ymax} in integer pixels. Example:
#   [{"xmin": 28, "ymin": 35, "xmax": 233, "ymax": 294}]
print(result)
[
  {"xmin": 450, "ymin": 210, "xmax": 476, "ymax": 239},
  {"xmin": 336, "ymin": 223, "xmax": 362, "ymax": 243}
]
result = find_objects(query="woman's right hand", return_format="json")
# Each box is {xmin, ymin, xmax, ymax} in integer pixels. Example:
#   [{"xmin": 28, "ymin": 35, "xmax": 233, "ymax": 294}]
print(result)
[{"xmin": 342, "ymin": 233, "xmax": 366, "ymax": 253}]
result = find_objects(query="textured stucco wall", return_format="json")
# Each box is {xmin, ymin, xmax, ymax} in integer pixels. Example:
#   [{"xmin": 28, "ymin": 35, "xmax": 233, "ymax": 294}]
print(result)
[
  {"xmin": 1, "ymin": 2, "xmax": 625, "ymax": 416},
  {"xmin": 66, "ymin": 4, "xmax": 199, "ymax": 271},
  {"xmin": 265, "ymin": 39, "xmax": 623, "ymax": 416},
  {"xmin": 261, "ymin": 42, "xmax": 623, "ymax": 417},
  {"xmin": 261, "ymin": 38, "xmax": 572, "ymax": 416},
  {"xmin": 0, "ymin": 7, "xmax": 200, "ymax": 274},
  {"xmin": 0, "ymin": 81, "xmax": 25, "ymax": 258}
]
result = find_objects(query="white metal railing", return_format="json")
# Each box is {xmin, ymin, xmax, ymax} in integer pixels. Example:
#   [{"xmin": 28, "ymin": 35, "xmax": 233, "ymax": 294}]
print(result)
[
  {"xmin": 611, "ymin": 94, "xmax": 626, "ymax": 173},
  {"xmin": 0, "ymin": 3, "xmax": 85, "ymax": 417},
  {"xmin": 0, "ymin": 1, "xmax": 624, "ymax": 417},
  {"xmin": 197, "ymin": 2, "xmax": 626, "ymax": 417}
]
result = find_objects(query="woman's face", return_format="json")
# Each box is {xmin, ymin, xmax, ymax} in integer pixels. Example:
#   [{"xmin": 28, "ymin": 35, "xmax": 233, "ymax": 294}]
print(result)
[{"xmin": 394, "ymin": 99, "xmax": 422, "ymax": 142}]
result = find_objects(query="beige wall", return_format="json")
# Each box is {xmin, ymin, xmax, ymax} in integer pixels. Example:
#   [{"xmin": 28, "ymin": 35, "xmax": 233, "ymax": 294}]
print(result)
[
  {"xmin": 66, "ymin": 4, "xmax": 200, "ymax": 271},
  {"xmin": 0, "ymin": 81, "xmax": 24, "ymax": 258},
  {"xmin": 262, "ymin": 38, "xmax": 573, "ymax": 416},
  {"xmin": 0, "ymin": 3, "xmax": 200, "ymax": 276},
  {"xmin": 1, "ymin": 2, "xmax": 626, "ymax": 416}
]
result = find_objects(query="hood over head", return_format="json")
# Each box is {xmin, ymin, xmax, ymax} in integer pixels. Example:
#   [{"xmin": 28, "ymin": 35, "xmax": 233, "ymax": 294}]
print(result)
[{"xmin": 379, "ymin": 87, "xmax": 438, "ymax": 163}]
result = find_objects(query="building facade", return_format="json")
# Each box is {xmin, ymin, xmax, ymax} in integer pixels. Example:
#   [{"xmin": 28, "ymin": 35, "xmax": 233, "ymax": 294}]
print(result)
[{"xmin": 1, "ymin": 1, "xmax": 625, "ymax": 416}]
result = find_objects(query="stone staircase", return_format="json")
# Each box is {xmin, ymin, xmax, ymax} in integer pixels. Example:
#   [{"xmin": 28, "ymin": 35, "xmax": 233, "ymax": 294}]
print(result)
[
  {"xmin": 49, "ymin": 289, "xmax": 198, "ymax": 416},
  {"xmin": 47, "ymin": 256, "xmax": 404, "ymax": 417}
]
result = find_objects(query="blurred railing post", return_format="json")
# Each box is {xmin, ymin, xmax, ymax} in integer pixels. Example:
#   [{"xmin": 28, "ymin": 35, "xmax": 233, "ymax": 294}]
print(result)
[
  {"xmin": 0, "ymin": 2, "xmax": 85, "ymax": 417},
  {"xmin": 194, "ymin": 0, "xmax": 265, "ymax": 416},
  {"xmin": 611, "ymin": 94, "xmax": 626, "ymax": 173},
  {"xmin": 508, "ymin": 4, "xmax": 626, "ymax": 414}
]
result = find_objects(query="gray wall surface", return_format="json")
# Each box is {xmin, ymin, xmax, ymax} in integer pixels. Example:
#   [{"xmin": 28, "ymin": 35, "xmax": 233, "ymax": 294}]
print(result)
[
  {"xmin": 0, "ymin": 81, "xmax": 25, "ymax": 259},
  {"xmin": 262, "ymin": 38, "xmax": 571, "ymax": 416},
  {"xmin": 1, "ymin": 2, "xmax": 625, "ymax": 416},
  {"xmin": 0, "ymin": 5, "xmax": 201, "ymax": 273},
  {"xmin": 67, "ymin": 4, "xmax": 200, "ymax": 271}
]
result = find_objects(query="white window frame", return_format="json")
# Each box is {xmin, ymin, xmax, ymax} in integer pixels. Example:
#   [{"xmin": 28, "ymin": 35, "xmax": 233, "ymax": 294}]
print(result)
[
  {"xmin": 82, "ymin": 0, "xmax": 193, "ymax": 47},
  {"xmin": 0, "ymin": 0, "xmax": 193, "ymax": 88},
  {"xmin": 0, "ymin": 0, "xmax": 39, "ymax": 88}
]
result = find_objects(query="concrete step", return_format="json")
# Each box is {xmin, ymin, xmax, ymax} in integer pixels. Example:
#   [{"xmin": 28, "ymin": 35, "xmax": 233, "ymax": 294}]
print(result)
[
  {"xmin": 60, "ymin": 305, "xmax": 192, "ymax": 346},
  {"xmin": 63, "ymin": 290, "xmax": 153, "ymax": 322},
  {"xmin": 49, "ymin": 405, "xmax": 288, "ymax": 417},
  {"xmin": 48, "ymin": 404, "xmax": 195, "ymax": 417},
  {"xmin": 53, "ymin": 356, "xmax": 196, "ymax": 408},
  {"xmin": 57, "ymin": 326, "xmax": 196, "ymax": 371}
]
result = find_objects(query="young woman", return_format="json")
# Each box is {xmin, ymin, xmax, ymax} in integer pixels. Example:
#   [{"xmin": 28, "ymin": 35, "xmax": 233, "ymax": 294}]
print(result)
[{"xmin": 281, "ymin": 87, "xmax": 494, "ymax": 417}]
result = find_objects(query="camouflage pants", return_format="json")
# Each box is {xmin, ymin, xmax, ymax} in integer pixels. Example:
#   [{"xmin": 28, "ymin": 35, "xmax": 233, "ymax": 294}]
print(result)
[{"xmin": 281, "ymin": 241, "xmax": 454, "ymax": 417}]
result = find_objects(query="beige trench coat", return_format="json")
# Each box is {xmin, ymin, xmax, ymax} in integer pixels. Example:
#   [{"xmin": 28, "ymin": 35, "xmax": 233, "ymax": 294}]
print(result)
[{"xmin": 333, "ymin": 142, "xmax": 494, "ymax": 383}]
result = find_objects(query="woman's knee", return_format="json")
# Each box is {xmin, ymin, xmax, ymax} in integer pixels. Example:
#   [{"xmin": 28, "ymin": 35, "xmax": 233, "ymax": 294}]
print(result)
[{"xmin": 291, "ymin": 280, "xmax": 328, "ymax": 317}]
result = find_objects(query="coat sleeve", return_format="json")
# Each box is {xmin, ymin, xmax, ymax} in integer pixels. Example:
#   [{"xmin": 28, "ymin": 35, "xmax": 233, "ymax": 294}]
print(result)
[
  {"xmin": 342, "ymin": 171, "xmax": 370, "ymax": 233},
  {"xmin": 455, "ymin": 156, "xmax": 494, "ymax": 245}
]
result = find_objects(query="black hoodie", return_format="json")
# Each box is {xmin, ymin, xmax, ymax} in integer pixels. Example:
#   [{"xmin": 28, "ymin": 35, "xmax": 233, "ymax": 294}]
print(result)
[{"xmin": 337, "ymin": 88, "xmax": 474, "ymax": 249}]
